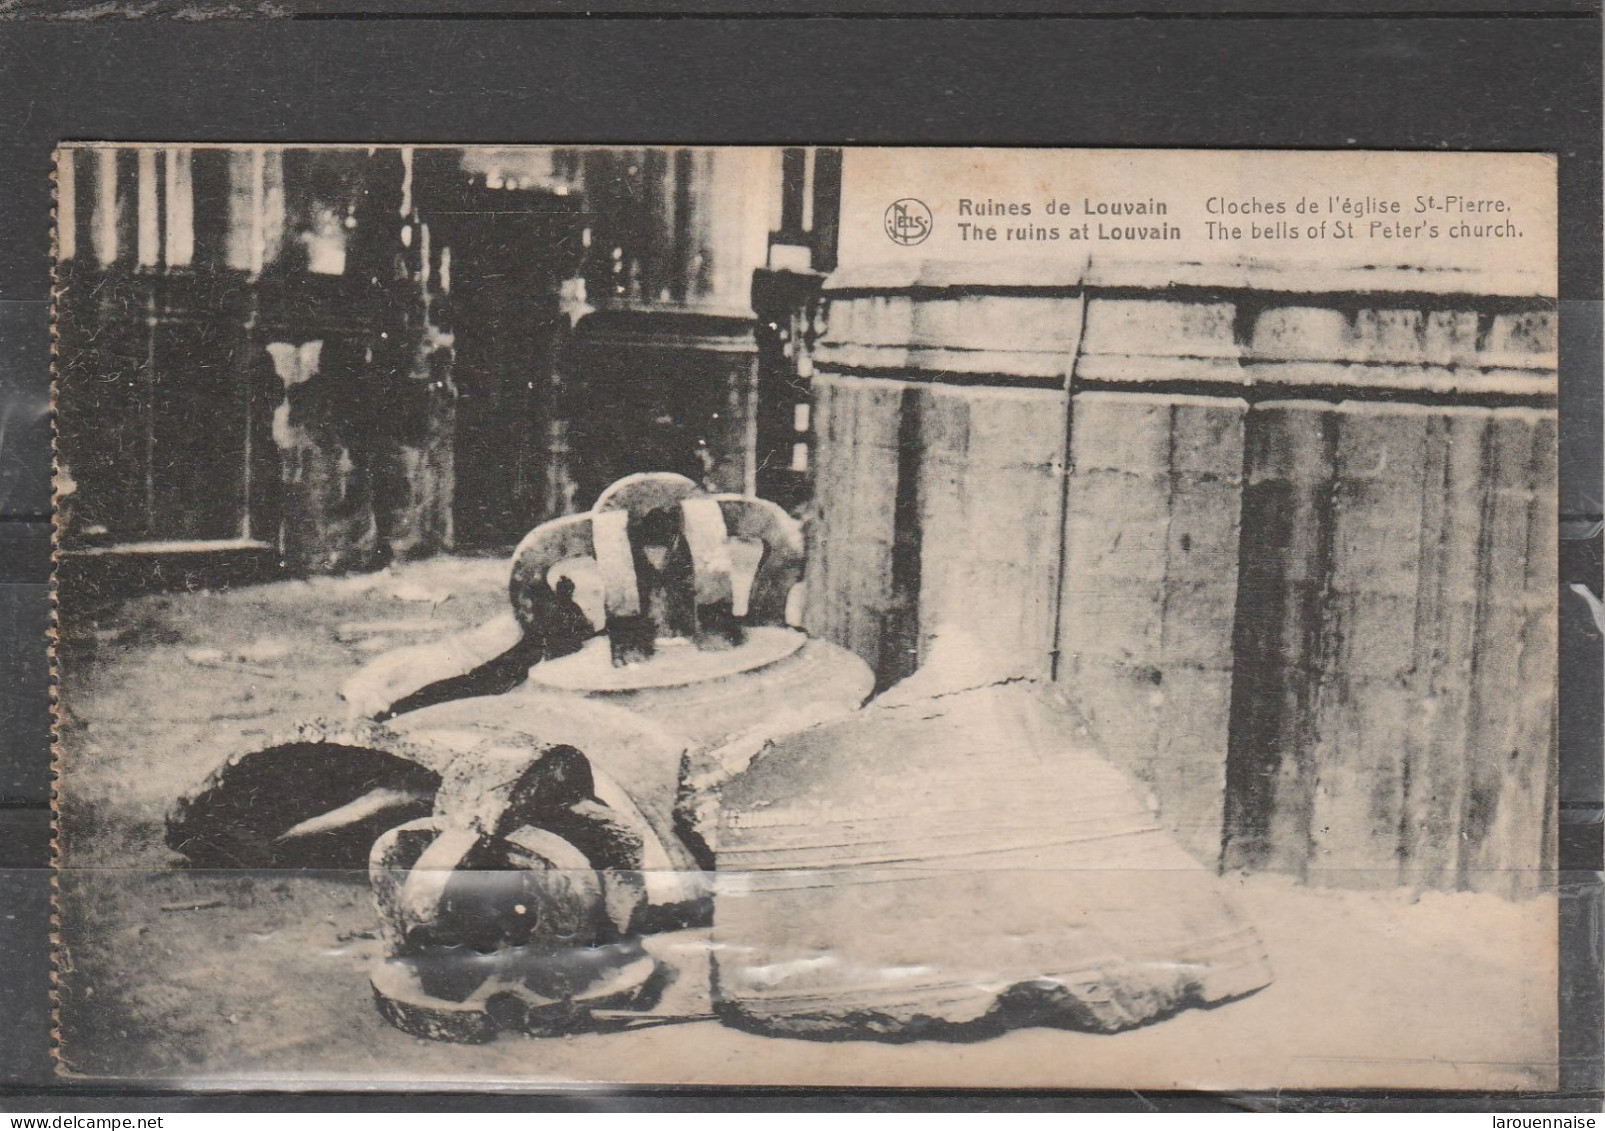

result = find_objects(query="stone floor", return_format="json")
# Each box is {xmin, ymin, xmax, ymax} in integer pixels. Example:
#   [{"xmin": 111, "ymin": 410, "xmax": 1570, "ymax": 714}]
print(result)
[{"xmin": 53, "ymin": 557, "xmax": 1559, "ymax": 1091}]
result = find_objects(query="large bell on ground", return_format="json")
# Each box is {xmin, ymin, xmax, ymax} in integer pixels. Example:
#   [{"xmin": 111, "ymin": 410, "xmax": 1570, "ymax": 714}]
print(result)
[
  {"xmin": 711, "ymin": 636, "xmax": 1274, "ymax": 1041},
  {"xmin": 343, "ymin": 472, "xmax": 873, "ymax": 749},
  {"xmin": 365, "ymin": 695, "xmax": 703, "ymax": 1042},
  {"xmin": 167, "ymin": 473, "xmax": 874, "ymax": 873}
]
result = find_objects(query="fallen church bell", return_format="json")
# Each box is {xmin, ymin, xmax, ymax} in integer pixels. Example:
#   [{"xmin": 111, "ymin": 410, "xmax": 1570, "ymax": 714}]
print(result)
[{"xmin": 710, "ymin": 635, "xmax": 1275, "ymax": 1041}]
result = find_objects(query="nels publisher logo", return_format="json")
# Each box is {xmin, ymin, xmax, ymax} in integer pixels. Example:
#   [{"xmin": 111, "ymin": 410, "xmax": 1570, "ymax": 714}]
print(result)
[{"xmin": 884, "ymin": 198, "xmax": 933, "ymax": 246}]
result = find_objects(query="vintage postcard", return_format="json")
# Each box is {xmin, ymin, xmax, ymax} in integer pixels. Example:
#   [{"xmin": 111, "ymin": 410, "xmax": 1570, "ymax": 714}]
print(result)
[{"xmin": 52, "ymin": 145, "xmax": 1558, "ymax": 1089}]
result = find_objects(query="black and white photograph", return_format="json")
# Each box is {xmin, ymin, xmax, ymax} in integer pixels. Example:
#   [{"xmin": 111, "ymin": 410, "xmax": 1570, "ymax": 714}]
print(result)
[{"xmin": 50, "ymin": 144, "xmax": 1560, "ymax": 1090}]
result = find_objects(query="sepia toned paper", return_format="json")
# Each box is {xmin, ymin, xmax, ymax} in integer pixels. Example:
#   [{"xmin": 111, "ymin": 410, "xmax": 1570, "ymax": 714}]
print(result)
[{"xmin": 52, "ymin": 145, "xmax": 1559, "ymax": 1090}]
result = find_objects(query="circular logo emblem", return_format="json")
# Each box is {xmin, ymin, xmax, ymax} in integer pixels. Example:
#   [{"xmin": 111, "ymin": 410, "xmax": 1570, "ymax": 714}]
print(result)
[{"xmin": 884, "ymin": 198, "xmax": 933, "ymax": 246}]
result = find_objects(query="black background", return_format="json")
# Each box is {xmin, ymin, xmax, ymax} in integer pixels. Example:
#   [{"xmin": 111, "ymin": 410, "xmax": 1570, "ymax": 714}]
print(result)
[{"xmin": 1, "ymin": 1, "xmax": 1600, "ymax": 1111}]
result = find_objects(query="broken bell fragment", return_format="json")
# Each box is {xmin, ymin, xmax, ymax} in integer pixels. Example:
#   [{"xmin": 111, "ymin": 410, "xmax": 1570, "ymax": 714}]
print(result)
[{"xmin": 711, "ymin": 641, "xmax": 1275, "ymax": 1040}]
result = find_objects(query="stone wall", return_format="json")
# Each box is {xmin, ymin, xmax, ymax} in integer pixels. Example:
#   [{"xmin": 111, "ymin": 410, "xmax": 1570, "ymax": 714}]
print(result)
[
  {"xmin": 55, "ymin": 146, "xmax": 459, "ymax": 574},
  {"xmin": 565, "ymin": 308, "xmax": 760, "ymax": 510},
  {"xmin": 806, "ymin": 259, "xmax": 1557, "ymax": 893}
]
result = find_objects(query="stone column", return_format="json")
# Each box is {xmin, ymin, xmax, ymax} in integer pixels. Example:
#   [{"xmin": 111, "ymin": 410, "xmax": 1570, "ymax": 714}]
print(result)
[{"xmin": 807, "ymin": 258, "xmax": 1557, "ymax": 887}]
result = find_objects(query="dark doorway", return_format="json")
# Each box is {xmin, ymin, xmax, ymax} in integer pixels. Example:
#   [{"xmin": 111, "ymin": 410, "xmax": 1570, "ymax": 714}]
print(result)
[{"xmin": 420, "ymin": 157, "xmax": 587, "ymax": 550}]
